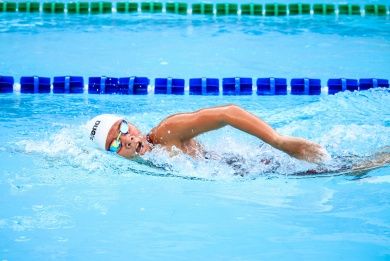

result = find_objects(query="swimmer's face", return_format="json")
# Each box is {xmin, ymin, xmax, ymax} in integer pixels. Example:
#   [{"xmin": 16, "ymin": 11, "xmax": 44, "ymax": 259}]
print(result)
[{"xmin": 105, "ymin": 120, "xmax": 152, "ymax": 159}]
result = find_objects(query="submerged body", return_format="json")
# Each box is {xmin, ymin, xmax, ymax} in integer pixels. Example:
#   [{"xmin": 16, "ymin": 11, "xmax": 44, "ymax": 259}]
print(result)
[
  {"xmin": 298, "ymin": 150, "xmax": 390, "ymax": 176},
  {"xmin": 205, "ymin": 149, "xmax": 390, "ymax": 177},
  {"xmin": 87, "ymin": 104, "xmax": 390, "ymax": 174},
  {"xmin": 88, "ymin": 104, "xmax": 328, "ymax": 163}
]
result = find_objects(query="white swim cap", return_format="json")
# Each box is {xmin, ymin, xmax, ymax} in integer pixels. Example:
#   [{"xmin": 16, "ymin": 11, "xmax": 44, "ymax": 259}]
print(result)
[{"xmin": 86, "ymin": 114, "xmax": 123, "ymax": 150}]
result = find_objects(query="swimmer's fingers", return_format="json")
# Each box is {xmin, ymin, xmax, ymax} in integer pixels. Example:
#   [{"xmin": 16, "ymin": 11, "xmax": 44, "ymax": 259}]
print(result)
[
  {"xmin": 292, "ymin": 140, "xmax": 330, "ymax": 164},
  {"xmin": 312, "ymin": 148, "xmax": 330, "ymax": 164},
  {"xmin": 302, "ymin": 142, "xmax": 330, "ymax": 164},
  {"xmin": 277, "ymin": 136, "xmax": 329, "ymax": 164}
]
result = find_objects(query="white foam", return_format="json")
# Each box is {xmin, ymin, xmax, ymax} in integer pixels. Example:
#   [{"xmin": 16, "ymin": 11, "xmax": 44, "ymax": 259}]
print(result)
[
  {"xmin": 360, "ymin": 175, "xmax": 390, "ymax": 184},
  {"xmin": 12, "ymin": 110, "xmax": 390, "ymax": 180},
  {"xmin": 16, "ymin": 125, "xmax": 113, "ymax": 172}
]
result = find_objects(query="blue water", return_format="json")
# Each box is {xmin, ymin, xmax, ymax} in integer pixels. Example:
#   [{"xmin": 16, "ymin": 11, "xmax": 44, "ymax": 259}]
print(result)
[
  {"xmin": 1, "ymin": 13, "xmax": 390, "ymax": 82},
  {"xmin": 1, "ymin": 8, "xmax": 390, "ymax": 261}
]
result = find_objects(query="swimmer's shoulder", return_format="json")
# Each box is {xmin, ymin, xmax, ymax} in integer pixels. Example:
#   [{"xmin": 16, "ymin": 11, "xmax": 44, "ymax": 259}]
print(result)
[
  {"xmin": 149, "ymin": 113, "xmax": 192, "ymax": 144},
  {"xmin": 147, "ymin": 124, "xmax": 181, "ymax": 147}
]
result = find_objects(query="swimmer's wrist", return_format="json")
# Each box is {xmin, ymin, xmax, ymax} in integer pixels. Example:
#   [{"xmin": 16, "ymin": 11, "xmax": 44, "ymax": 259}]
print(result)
[{"xmin": 273, "ymin": 135, "xmax": 284, "ymax": 150}]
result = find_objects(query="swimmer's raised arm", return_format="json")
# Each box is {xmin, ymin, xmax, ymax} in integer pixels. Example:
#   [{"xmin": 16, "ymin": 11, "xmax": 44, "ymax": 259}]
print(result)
[{"xmin": 153, "ymin": 105, "xmax": 328, "ymax": 163}]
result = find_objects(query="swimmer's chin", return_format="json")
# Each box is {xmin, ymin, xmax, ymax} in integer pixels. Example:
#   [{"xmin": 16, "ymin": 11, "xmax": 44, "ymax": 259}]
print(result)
[
  {"xmin": 121, "ymin": 146, "xmax": 153, "ymax": 159},
  {"xmin": 120, "ymin": 152, "xmax": 148, "ymax": 160},
  {"xmin": 139, "ymin": 142, "xmax": 153, "ymax": 156}
]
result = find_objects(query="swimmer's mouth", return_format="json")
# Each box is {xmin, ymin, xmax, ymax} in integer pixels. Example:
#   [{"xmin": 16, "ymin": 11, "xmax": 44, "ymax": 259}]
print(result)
[{"xmin": 136, "ymin": 142, "xmax": 143, "ymax": 154}]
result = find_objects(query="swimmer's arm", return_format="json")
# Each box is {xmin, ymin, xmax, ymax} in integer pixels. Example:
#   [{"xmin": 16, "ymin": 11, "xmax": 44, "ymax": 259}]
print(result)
[
  {"xmin": 156, "ymin": 104, "xmax": 327, "ymax": 163},
  {"xmin": 159, "ymin": 104, "xmax": 279, "ymax": 144},
  {"xmin": 217, "ymin": 105, "xmax": 327, "ymax": 163}
]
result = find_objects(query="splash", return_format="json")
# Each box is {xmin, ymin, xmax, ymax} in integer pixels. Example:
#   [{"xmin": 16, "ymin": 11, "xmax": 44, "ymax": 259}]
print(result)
[{"xmin": 11, "ymin": 89, "xmax": 390, "ymax": 180}]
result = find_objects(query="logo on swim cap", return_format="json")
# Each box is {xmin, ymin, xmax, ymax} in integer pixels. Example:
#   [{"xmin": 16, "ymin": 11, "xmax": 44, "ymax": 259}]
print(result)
[
  {"xmin": 86, "ymin": 114, "xmax": 122, "ymax": 150},
  {"xmin": 90, "ymin": 120, "xmax": 101, "ymax": 141}
]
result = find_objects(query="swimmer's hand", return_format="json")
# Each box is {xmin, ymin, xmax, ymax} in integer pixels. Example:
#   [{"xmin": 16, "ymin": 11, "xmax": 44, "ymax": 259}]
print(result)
[{"xmin": 276, "ymin": 136, "xmax": 329, "ymax": 164}]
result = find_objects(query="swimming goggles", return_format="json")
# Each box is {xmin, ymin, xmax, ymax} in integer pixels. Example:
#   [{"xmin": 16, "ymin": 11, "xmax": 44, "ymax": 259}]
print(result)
[{"xmin": 109, "ymin": 120, "xmax": 129, "ymax": 153}]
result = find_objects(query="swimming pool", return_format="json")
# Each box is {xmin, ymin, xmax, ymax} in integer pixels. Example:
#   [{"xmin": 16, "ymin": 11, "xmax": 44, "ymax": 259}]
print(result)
[{"xmin": 1, "ymin": 1, "xmax": 390, "ymax": 260}]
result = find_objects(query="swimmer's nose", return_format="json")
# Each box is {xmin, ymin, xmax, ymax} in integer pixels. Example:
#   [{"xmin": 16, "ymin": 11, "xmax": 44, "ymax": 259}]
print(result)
[{"xmin": 123, "ymin": 135, "xmax": 141, "ymax": 148}]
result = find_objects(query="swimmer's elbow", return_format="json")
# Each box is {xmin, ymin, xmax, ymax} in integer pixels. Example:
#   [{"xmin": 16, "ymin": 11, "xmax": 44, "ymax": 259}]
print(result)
[
  {"xmin": 197, "ymin": 104, "xmax": 242, "ymax": 128},
  {"xmin": 224, "ymin": 104, "xmax": 241, "ymax": 111},
  {"xmin": 220, "ymin": 104, "xmax": 243, "ymax": 124}
]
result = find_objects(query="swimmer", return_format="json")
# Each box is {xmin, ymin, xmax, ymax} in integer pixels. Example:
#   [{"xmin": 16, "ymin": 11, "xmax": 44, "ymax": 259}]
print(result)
[{"xmin": 87, "ymin": 104, "xmax": 329, "ymax": 163}]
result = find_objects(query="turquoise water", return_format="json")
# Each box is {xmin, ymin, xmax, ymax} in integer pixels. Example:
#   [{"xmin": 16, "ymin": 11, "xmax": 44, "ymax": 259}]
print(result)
[
  {"xmin": 1, "ymin": 13, "xmax": 389, "ymax": 82},
  {"xmin": 1, "ymin": 9, "xmax": 390, "ymax": 261}
]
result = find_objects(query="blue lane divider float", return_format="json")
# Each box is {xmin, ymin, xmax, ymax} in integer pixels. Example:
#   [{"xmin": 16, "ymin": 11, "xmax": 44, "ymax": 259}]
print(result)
[
  {"xmin": 257, "ymin": 78, "xmax": 287, "ymax": 95},
  {"xmin": 155, "ymin": 78, "xmax": 185, "ymax": 95},
  {"xmin": 89, "ymin": 76, "xmax": 116, "ymax": 94},
  {"xmin": 359, "ymin": 78, "xmax": 389, "ymax": 90},
  {"xmin": 328, "ymin": 78, "xmax": 358, "ymax": 94},
  {"xmin": 88, "ymin": 76, "xmax": 150, "ymax": 94},
  {"xmin": 53, "ymin": 76, "xmax": 84, "ymax": 93},
  {"xmin": 189, "ymin": 78, "xmax": 219, "ymax": 95},
  {"xmin": 0, "ymin": 76, "xmax": 14, "ymax": 93},
  {"xmin": 291, "ymin": 78, "xmax": 321, "ymax": 95},
  {"xmin": 0, "ymin": 76, "xmax": 389, "ymax": 95},
  {"xmin": 222, "ymin": 77, "xmax": 252, "ymax": 95},
  {"xmin": 119, "ymin": 77, "xmax": 149, "ymax": 95},
  {"xmin": 20, "ymin": 76, "xmax": 51, "ymax": 93}
]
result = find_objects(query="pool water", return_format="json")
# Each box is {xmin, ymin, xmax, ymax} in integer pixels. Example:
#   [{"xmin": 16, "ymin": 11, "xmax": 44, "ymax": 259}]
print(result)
[
  {"xmin": 1, "ymin": 12, "xmax": 389, "ymax": 81},
  {"xmin": 1, "ymin": 7, "xmax": 390, "ymax": 260}
]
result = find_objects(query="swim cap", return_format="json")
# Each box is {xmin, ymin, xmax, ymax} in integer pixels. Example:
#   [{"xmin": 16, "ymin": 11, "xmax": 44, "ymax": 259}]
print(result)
[{"xmin": 86, "ymin": 114, "xmax": 122, "ymax": 150}]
